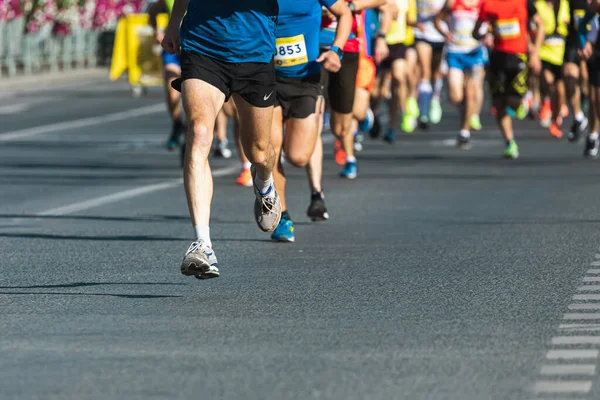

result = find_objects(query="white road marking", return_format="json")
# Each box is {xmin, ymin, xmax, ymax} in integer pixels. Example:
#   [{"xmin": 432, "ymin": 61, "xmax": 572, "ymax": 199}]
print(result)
[
  {"xmin": 540, "ymin": 365, "xmax": 596, "ymax": 376},
  {"xmin": 0, "ymin": 103, "xmax": 31, "ymax": 114},
  {"xmin": 551, "ymin": 336, "xmax": 600, "ymax": 345},
  {"xmin": 569, "ymin": 304, "xmax": 600, "ymax": 310},
  {"xmin": 36, "ymin": 164, "xmax": 238, "ymax": 216},
  {"xmin": 546, "ymin": 349, "xmax": 599, "ymax": 359},
  {"xmin": 577, "ymin": 285, "xmax": 600, "ymax": 291},
  {"xmin": 595, "ymin": 254, "xmax": 600, "ymax": 259},
  {"xmin": 564, "ymin": 313, "xmax": 600, "ymax": 320},
  {"xmin": 560, "ymin": 324, "xmax": 600, "ymax": 331},
  {"xmin": 574, "ymin": 294, "xmax": 600, "ymax": 300},
  {"xmin": 533, "ymin": 381, "xmax": 592, "ymax": 394},
  {"xmin": 590, "ymin": 262, "xmax": 600, "ymax": 267},
  {"xmin": 583, "ymin": 277, "xmax": 600, "ymax": 282},
  {"xmin": 433, "ymin": 138, "xmax": 504, "ymax": 147},
  {"xmin": 0, "ymin": 104, "xmax": 163, "ymax": 142}
]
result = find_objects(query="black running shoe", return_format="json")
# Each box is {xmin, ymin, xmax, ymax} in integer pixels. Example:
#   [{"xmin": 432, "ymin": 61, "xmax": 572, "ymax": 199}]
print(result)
[
  {"xmin": 584, "ymin": 136, "xmax": 599, "ymax": 158},
  {"xmin": 418, "ymin": 116, "xmax": 429, "ymax": 130},
  {"xmin": 456, "ymin": 134, "xmax": 471, "ymax": 150},
  {"xmin": 369, "ymin": 115, "xmax": 382, "ymax": 139},
  {"xmin": 307, "ymin": 191, "xmax": 329, "ymax": 221},
  {"xmin": 567, "ymin": 117, "xmax": 588, "ymax": 143}
]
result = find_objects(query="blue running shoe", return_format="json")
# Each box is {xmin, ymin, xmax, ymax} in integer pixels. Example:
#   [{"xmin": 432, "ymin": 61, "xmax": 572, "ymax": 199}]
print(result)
[
  {"xmin": 271, "ymin": 212, "xmax": 295, "ymax": 242},
  {"xmin": 339, "ymin": 161, "xmax": 358, "ymax": 179},
  {"xmin": 358, "ymin": 108, "xmax": 375, "ymax": 132}
]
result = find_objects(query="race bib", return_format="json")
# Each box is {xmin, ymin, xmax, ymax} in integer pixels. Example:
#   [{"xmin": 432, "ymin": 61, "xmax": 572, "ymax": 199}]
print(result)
[
  {"xmin": 545, "ymin": 36, "xmax": 565, "ymax": 48},
  {"xmin": 454, "ymin": 29, "xmax": 478, "ymax": 47},
  {"xmin": 496, "ymin": 18, "xmax": 520, "ymax": 39},
  {"xmin": 275, "ymin": 34, "xmax": 309, "ymax": 67}
]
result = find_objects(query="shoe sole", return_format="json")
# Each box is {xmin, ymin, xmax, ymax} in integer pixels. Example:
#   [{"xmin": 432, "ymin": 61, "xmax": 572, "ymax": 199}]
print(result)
[
  {"xmin": 456, "ymin": 143, "xmax": 472, "ymax": 150},
  {"xmin": 271, "ymin": 236, "xmax": 296, "ymax": 243},
  {"xmin": 309, "ymin": 211, "xmax": 330, "ymax": 222},
  {"xmin": 181, "ymin": 257, "xmax": 220, "ymax": 279},
  {"xmin": 503, "ymin": 152, "xmax": 519, "ymax": 160},
  {"xmin": 340, "ymin": 174, "xmax": 357, "ymax": 179}
]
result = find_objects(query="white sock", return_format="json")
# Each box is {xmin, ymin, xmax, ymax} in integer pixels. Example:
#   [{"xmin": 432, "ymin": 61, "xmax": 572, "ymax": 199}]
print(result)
[
  {"xmin": 575, "ymin": 111, "xmax": 585, "ymax": 122},
  {"xmin": 253, "ymin": 169, "xmax": 274, "ymax": 196},
  {"xmin": 460, "ymin": 129, "xmax": 470, "ymax": 138},
  {"xmin": 590, "ymin": 132, "xmax": 599, "ymax": 140},
  {"xmin": 194, "ymin": 225, "xmax": 211, "ymax": 247},
  {"xmin": 433, "ymin": 79, "xmax": 444, "ymax": 99},
  {"xmin": 346, "ymin": 155, "xmax": 357, "ymax": 163},
  {"xmin": 242, "ymin": 161, "xmax": 251, "ymax": 170}
]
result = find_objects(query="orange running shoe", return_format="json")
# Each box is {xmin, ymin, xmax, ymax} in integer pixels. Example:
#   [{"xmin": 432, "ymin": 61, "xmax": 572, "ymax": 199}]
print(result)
[
  {"xmin": 540, "ymin": 100, "xmax": 552, "ymax": 128},
  {"xmin": 236, "ymin": 168, "xmax": 253, "ymax": 187},
  {"xmin": 549, "ymin": 122, "xmax": 563, "ymax": 139},
  {"xmin": 334, "ymin": 139, "xmax": 346, "ymax": 166},
  {"xmin": 561, "ymin": 104, "xmax": 569, "ymax": 118}
]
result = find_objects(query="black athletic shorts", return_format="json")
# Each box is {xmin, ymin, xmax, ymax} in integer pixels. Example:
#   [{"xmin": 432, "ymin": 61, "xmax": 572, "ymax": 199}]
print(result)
[
  {"xmin": 487, "ymin": 51, "xmax": 528, "ymax": 98},
  {"xmin": 175, "ymin": 51, "xmax": 277, "ymax": 108},
  {"xmin": 275, "ymin": 74, "xmax": 321, "ymax": 120},
  {"xmin": 321, "ymin": 51, "xmax": 359, "ymax": 114},
  {"xmin": 563, "ymin": 42, "xmax": 581, "ymax": 65},
  {"xmin": 587, "ymin": 52, "xmax": 600, "ymax": 87},
  {"xmin": 542, "ymin": 60, "xmax": 563, "ymax": 79},
  {"xmin": 414, "ymin": 38, "xmax": 445, "ymax": 53},
  {"xmin": 380, "ymin": 43, "xmax": 407, "ymax": 69}
]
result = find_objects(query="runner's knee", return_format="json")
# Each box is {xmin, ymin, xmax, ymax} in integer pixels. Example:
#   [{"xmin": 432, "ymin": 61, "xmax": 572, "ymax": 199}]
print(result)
[
  {"xmin": 245, "ymin": 141, "xmax": 271, "ymax": 166},
  {"xmin": 564, "ymin": 75, "xmax": 578, "ymax": 97},
  {"xmin": 449, "ymin": 87, "xmax": 463, "ymax": 105},
  {"xmin": 188, "ymin": 120, "xmax": 213, "ymax": 149},
  {"xmin": 285, "ymin": 149, "xmax": 311, "ymax": 168}
]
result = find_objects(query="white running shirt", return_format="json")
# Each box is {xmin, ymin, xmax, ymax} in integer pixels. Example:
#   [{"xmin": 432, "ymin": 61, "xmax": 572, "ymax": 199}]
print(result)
[
  {"xmin": 447, "ymin": 0, "xmax": 483, "ymax": 53},
  {"xmin": 415, "ymin": 0, "xmax": 447, "ymax": 43}
]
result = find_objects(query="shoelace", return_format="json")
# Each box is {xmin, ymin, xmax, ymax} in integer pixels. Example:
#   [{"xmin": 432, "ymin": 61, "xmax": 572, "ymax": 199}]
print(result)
[
  {"xmin": 186, "ymin": 241, "xmax": 208, "ymax": 254},
  {"xmin": 259, "ymin": 194, "xmax": 277, "ymax": 214}
]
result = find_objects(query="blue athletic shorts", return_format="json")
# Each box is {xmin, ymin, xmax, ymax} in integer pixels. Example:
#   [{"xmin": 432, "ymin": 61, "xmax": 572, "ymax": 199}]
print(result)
[
  {"xmin": 447, "ymin": 47, "xmax": 485, "ymax": 72},
  {"xmin": 162, "ymin": 51, "xmax": 180, "ymax": 67}
]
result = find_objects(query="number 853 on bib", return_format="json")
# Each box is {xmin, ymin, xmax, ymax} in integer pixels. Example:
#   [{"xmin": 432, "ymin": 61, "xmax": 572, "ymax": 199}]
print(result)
[{"xmin": 275, "ymin": 34, "xmax": 309, "ymax": 67}]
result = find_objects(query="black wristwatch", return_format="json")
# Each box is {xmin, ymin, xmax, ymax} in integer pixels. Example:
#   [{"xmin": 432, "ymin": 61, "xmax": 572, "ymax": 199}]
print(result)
[{"xmin": 330, "ymin": 46, "xmax": 344, "ymax": 60}]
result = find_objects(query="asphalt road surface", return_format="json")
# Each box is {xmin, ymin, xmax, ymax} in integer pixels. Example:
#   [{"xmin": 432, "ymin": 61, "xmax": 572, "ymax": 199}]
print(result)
[{"xmin": 2, "ymin": 77, "xmax": 600, "ymax": 400}]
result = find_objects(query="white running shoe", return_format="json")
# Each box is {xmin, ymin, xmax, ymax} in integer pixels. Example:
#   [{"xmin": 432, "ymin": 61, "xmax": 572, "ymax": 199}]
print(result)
[{"xmin": 181, "ymin": 241, "xmax": 220, "ymax": 279}]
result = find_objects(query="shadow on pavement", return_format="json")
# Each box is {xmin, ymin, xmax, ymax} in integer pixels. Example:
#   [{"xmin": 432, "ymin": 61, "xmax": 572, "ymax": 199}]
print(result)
[
  {"xmin": 0, "ymin": 291, "xmax": 182, "ymax": 299},
  {"xmin": 0, "ymin": 233, "xmax": 188, "ymax": 241},
  {"xmin": 0, "ymin": 282, "xmax": 185, "ymax": 289}
]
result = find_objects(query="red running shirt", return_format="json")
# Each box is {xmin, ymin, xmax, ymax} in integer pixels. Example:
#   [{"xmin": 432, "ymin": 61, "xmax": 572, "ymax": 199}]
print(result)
[
  {"xmin": 478, "ymin": 0, "xmax": 528, "ymax": 54},
  {"xmin": 321, "ymin": 1, "xmax": 361, "ymax": 53}
]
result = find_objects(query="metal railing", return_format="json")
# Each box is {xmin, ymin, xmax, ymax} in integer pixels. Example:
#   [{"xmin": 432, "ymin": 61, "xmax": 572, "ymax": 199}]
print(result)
[{"xmin": 0, "ymin": 17, "xmax": 102, "ymax": 78}]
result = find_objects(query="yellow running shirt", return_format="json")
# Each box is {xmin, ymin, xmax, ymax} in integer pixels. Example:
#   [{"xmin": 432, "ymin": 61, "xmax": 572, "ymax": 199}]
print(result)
[
  {"xmin": 535, "ymin": 0, "xmax": 570, "ymax": 66},
  {"xmin": 387, "ymin": 0, "xmax": 409, "ymax": 44}
]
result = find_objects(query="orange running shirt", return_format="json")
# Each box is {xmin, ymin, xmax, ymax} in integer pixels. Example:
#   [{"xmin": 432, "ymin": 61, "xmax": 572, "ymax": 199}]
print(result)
[{"xmin": 478, "ymin": 0, "xmax": 529, "ymax": 54}]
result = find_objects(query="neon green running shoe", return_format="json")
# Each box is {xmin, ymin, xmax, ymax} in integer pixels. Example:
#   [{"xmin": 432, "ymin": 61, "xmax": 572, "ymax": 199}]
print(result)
[
  {"xmin": 507, "ymin": 102, "xmax": 529, "ymax": 120},
  {"xmin": 469, "ymin": 115, "xmax": 482, "ymax": 131},
  {"xmin": 401, "ymin": 114, "xmax": 417, "ymax": 133},
  {"xmin": 406, "ymin": 97, "xmax": 419, "ymax": 118},
  {"xmin": 430, "ymin": 98, "xmax": 443, "ymax": 124},
  {"xmin": 503, "ymin": 140, "xmax": 519, "ymax": 160}
]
